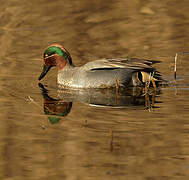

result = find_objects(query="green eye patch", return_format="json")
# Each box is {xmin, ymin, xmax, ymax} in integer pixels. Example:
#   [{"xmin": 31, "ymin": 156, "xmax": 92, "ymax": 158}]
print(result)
[{"xmin": 44, "ymin": 46, "xmax": 68, "ymax": 59}]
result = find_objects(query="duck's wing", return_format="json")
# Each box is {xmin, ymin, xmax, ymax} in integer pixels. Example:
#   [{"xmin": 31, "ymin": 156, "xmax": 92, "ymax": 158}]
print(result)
[
  {"xmin": 82, "ymin": 58, "xmax": 160, "ymax": 71},
  {"xmin": 83, "ymin": 58, "xmax": 163, "ymax": 83}
]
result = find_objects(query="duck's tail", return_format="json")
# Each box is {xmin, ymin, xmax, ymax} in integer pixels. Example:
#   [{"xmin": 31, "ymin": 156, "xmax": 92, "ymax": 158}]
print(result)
[{"xmin": 131, "ymin": 70, "xmax": 165, "ymax": 87}]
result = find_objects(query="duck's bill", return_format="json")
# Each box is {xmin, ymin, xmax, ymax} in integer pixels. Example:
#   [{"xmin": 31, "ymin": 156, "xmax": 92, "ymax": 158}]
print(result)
[{"xmin": 38, "ymin": 65, "xmax": 52, "ymax": 80}]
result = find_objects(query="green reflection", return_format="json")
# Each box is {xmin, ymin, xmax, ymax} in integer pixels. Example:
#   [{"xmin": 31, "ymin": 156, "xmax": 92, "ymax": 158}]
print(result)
[{"xmin": 48, "ymin": 116, "xmax": 61, "ymax": 124}]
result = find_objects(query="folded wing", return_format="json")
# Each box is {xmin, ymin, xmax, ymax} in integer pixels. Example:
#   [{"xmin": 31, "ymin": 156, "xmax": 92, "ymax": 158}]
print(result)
[{"xmin": 83, "ymin": 57, "xmax": 160, "ymax": 71}]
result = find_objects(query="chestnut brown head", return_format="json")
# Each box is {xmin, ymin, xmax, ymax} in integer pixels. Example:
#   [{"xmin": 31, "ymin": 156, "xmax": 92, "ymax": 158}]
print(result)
[{"xmin": 38, "ymin": 44, "xmax": 72, "ymax": 80}]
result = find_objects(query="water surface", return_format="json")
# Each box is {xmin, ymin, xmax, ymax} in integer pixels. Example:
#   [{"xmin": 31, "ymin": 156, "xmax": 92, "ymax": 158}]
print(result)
[{"xmin": 1, "ymin": 0, "xmax": 189, "ymax": 179}]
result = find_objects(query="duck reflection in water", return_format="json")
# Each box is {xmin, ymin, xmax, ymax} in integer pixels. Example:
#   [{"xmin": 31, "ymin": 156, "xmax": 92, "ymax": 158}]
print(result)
[
  {"xmin": 39, "ymin": 83, "xmax": 161, "ymax": 123},
  {"xmin": 39, "ymin": 83, "xmax": 72, "ymax": 124}
]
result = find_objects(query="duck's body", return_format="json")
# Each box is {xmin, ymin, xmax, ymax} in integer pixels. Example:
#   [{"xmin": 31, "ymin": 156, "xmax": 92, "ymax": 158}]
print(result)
[
  {"xmin": 38, "ymin": 44, "xmax": 162, "ymax": 89},
  {"xmin": 57, "ymin": 62, "xmax": 133, "ymax": 88}
]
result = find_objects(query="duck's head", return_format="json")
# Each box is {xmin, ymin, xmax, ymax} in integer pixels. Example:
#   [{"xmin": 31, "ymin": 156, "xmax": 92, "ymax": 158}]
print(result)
[{"xmin": 38, "ymin": 44, "xmax": 72, "ymax": 80}]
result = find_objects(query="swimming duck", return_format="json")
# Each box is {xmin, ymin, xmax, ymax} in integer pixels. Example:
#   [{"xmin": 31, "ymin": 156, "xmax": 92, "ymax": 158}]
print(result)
[{"xmin": 38, "ymin": 44, "xmax": 162, "ymax": 88}]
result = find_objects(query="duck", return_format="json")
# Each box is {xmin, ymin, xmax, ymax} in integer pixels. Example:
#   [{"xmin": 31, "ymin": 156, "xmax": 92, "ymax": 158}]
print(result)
[{"xmin": 38, "ymin": 44, "xmax": 162, "ymax": 89}]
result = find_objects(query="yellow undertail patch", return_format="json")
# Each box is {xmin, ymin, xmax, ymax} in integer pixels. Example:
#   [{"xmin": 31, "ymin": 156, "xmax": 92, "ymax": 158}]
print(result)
[{"xmin": 141, "ymin": 71, "xmax": 158, "ymax": 83}]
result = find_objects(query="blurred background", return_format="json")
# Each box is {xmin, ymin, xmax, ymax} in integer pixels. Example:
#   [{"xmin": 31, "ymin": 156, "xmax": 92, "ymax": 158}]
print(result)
[{"xmin": 0, "ymin": 0, "xmax": 189, "ymax": 179}]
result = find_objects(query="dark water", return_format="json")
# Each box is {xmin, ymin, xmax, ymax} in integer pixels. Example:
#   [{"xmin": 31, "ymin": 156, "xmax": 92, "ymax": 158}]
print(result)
[{"xmin": 1, "ymin": 0, "xmax": 189, "ymax": 179}]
